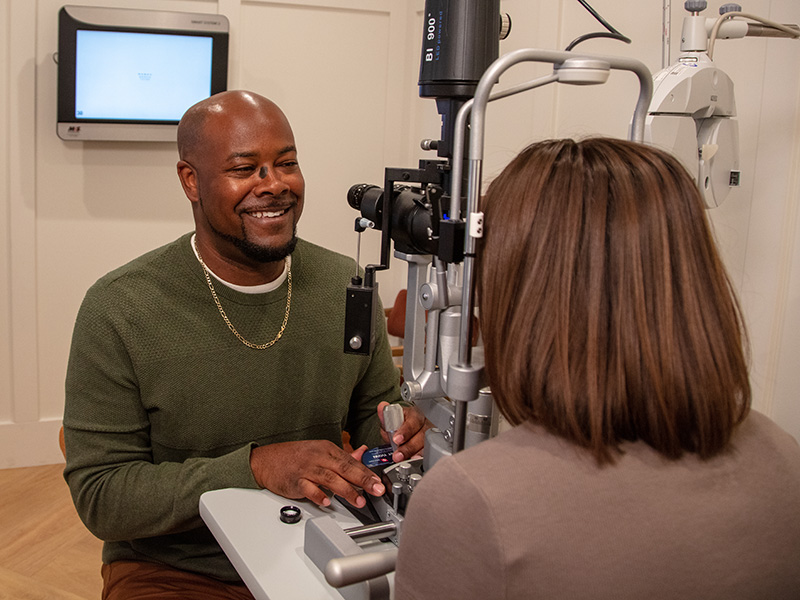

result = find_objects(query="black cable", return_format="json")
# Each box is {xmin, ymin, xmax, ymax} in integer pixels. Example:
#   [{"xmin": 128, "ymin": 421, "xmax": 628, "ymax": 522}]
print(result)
[
  {"xmin": 577, "ymin": 0, "xmax": 625, "ymax": 36},
  {"xmin": 565, "ymin": 32, "xmax": 631, "ymax": 51},
  {"xmin": 567, "ymin": 0, "xmax": 632, "ymax": 51}
]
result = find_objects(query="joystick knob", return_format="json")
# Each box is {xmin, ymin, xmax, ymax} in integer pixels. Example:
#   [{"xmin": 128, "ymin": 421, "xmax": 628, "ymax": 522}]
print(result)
[
  {"xmin": 685, "ymin": 0, "xmax": 707, "ymax": 14},
  {"xmin": 719, "ymin": 3, "xmax": 742, "ymax": 14}
]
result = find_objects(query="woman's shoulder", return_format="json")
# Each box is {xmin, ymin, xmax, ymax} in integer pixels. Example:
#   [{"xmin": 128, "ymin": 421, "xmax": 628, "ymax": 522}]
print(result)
[
  {"xmin": 733, "ymin": 409, "xmax": 800, "ymax": 467},
  {"xmin": 449, "ymin": 423, "xmax": 589, "ymax": 470},
  {"xmin": 420, "ymin": 424, "xmax": 587, "ymax": 499}
]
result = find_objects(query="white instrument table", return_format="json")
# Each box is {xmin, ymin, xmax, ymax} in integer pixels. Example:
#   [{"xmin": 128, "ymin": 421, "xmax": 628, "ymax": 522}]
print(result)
[{"xmin": 199, "ymin": 488, "xmax": 394, "ymax": 600}]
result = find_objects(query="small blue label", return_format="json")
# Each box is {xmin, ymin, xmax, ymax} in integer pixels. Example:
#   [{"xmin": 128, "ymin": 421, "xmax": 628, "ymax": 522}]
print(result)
[{"xmin": 362, "ymin": 444, "xmax": 395, "ymax": 467}]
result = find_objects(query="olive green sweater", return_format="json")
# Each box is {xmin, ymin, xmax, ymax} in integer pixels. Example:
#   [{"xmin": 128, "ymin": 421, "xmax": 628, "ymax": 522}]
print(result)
[{"xmin": 63, "ymin": 233, "xmax": 400, "ymax": 581}]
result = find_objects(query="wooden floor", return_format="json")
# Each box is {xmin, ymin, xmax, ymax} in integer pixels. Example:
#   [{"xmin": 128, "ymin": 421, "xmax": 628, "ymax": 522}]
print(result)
[{"xmin": 0, "ymin": 463, "xmax": 104, "ymax": 599}]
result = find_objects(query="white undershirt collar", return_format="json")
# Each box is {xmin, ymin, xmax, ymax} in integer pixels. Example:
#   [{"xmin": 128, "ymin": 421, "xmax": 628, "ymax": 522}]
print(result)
[{"xmin": 190, "ymin": 233, "xmax": 290, "ymax": 295}]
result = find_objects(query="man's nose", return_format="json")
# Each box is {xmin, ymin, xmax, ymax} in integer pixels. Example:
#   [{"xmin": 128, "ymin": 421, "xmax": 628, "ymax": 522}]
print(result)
[{"xmin": 254, "ymin": 167, "xmax": 289, "ymax": 196}]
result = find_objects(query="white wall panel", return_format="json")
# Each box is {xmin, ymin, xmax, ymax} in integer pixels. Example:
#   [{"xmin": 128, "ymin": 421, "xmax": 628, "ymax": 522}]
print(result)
[
  {"xmin": 771, "ymin": 105, "xmax": 800, "ymax": 436},
  {"xmin": 2, "ymin": 0, "xmax": 43, "ymax": 469},
  {"xmin": 734, "ymin": 0, "xmax": 800, "ymax": 425},
  {"xmin": 29, "ymin": 0, "xmax": 211, "ymax": 458},
  {"xmin": 235, "ymin": 1, "xmax": 409, "ymax": 301},
  {"xmin": 0, "ymin": 0, "xmax": 13, "ymax": 425}
]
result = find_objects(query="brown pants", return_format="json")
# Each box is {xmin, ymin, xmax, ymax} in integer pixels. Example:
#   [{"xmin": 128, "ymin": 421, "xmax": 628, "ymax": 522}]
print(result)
[{"xmin": 101, "ymin": 560, "xmax": 255, "ymax": 600}]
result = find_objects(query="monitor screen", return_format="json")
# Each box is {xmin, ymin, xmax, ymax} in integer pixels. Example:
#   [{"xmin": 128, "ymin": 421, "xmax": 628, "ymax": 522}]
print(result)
[
  {"xmin": 74, "ymin": 30, "xmax": 213, "ymax": 121},
  {"xmin": 58, "ymin": 5, "xmax": 229, "ymax": 141}
]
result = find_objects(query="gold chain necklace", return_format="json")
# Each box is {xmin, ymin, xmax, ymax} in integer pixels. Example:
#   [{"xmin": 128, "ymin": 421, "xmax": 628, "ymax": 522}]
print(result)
[{"xmin": 192, "ymin": 237, "xmax": 291, "ymax": 349}]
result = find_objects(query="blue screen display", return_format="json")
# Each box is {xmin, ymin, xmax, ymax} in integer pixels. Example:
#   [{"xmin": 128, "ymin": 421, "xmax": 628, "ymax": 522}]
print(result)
[{"xmin": 75, "ymin": 30, "xmax": 213, "ymax": 121}]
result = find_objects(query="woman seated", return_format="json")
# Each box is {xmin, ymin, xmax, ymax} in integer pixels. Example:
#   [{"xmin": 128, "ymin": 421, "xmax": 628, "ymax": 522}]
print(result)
[{"xmin": 394, "ymin": 138, "xmax": 800, "ymax": 599}]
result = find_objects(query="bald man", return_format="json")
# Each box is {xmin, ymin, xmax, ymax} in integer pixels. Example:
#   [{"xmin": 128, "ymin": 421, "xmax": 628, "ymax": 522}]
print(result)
[{"xmin": 63, "ymin": 91, "xmax": 426, "ymax": 599}]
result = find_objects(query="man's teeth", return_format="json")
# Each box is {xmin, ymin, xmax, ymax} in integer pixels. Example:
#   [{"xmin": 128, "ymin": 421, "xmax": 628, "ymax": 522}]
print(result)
[{"xmin": 250, "ymin": 209, "xmax": 287, "ymax": 218}]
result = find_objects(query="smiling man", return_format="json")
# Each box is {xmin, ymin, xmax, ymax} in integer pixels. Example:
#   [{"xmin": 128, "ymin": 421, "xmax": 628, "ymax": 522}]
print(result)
[{"xmin": 63, "ymin": 90, "xmax": 426, "ymax": 599}]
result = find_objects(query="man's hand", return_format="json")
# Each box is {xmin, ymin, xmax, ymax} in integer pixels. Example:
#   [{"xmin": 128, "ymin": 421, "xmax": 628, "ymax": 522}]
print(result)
[
  {"xmin": 249, "ymin": 440, "xmax": 385, "ymax": 508},
  {"xmin": 377, "ymin": 401, "xmax": 431, "ymax": 463}
]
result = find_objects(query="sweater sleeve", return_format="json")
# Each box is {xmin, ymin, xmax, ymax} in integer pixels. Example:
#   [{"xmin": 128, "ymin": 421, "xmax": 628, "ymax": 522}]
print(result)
[
  {"xmin": 394, "ymin": 457, "xmax": 507, "ymax": 600},
  {"xmin": 63, "ymin": 284, "xmax": 259, "ymax": 542}
]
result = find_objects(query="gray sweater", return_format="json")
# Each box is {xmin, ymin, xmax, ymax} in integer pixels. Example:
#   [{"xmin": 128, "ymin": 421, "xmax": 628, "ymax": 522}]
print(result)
[{"xmin": 396, "ymin": 411, "xmax": 800, "ymax": 599}]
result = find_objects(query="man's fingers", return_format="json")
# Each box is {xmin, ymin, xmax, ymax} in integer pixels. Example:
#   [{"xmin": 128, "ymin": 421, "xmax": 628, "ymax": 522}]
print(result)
[
  {"xmin": 334, "ymin": 454, "xmax": 385, "ymax": 497},
  {"xmin": 376, "ymin": 401, "xmax": 389, "ymax": 430},
  {"xmin": 302, "ymin": 452, "xmax": 386, "ymax": 507},
  {"xmin": 298, "ymin": 478, "xmax": 332, "ymax": 507},
  {"xmin": 393, "ymin": 434, "xmax": 424, "ymax": 462},
  {"xmin": 350, "ymin": 444, "xmax": 368, "ymax": 462},
  {"xmin": 389, "ymin": 405, "xmax": 430, "ymax": 461},
  {"xmin": 250, "ymin": 440, "xmax": 388, "ymax": 509},
  {"xmin": 309, "ymin": 471, "xmax": 376, "ymax": 509},
  {"xmin": 330, "ymin": 481, "xmax": 368, "ymax": 509},
  {"xmin": 298, "ymin": 469, "xmax": 366, "ymax": 509}
]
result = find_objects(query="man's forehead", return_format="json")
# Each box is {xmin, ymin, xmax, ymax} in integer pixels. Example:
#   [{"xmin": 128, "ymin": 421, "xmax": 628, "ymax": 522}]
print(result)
[
  {"xmin": 200, "ymin": 107, "xmax": 296, "ymax": 158},
  {"xmin": 208, "ymin": 96, "xmax": 286, "ymax": 123},
  {"xmin": 178, "ymin": 92, "xmax": 295, "ymax": 162}
]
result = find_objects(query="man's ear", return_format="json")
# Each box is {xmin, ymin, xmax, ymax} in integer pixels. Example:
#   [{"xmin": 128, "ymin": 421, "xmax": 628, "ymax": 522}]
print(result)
[{"xmin": 177, "ymin": 160, "xmax": 200, "ymax": 204}]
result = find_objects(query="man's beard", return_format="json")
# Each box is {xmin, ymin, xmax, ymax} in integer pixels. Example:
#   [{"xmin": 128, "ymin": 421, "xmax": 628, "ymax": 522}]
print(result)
[
  {"xmin": 203, "ymin": 205, "xmax": 298, "ymax": 263},
  {"xmin": 225, "ymin": 228, "xmax": 298, "ymax": 263}
]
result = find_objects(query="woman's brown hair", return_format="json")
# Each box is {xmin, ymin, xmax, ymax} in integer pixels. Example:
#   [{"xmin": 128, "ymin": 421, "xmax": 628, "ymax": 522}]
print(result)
[{"xmin": 478, "ymin": 138, "xmax": 750, "ymax": 463}]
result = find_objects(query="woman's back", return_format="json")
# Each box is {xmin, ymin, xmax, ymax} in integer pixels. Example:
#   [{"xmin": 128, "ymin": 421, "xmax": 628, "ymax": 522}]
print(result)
[{"xmin": 396, "ymin": 410, "xmax": 800, "ymax": 599}]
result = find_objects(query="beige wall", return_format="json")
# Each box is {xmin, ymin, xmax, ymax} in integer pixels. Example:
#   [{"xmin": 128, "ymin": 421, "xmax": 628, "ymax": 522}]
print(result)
[{"xmin": 2, "ymin": 0, "xmax": 799, "ymax": 468}]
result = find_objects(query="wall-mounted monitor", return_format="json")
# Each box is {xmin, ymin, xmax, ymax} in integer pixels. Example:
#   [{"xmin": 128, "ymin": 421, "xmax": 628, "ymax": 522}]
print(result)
[{"xmin": 57, "ymin": 5, "xmax": 229, "ymax": 142}]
